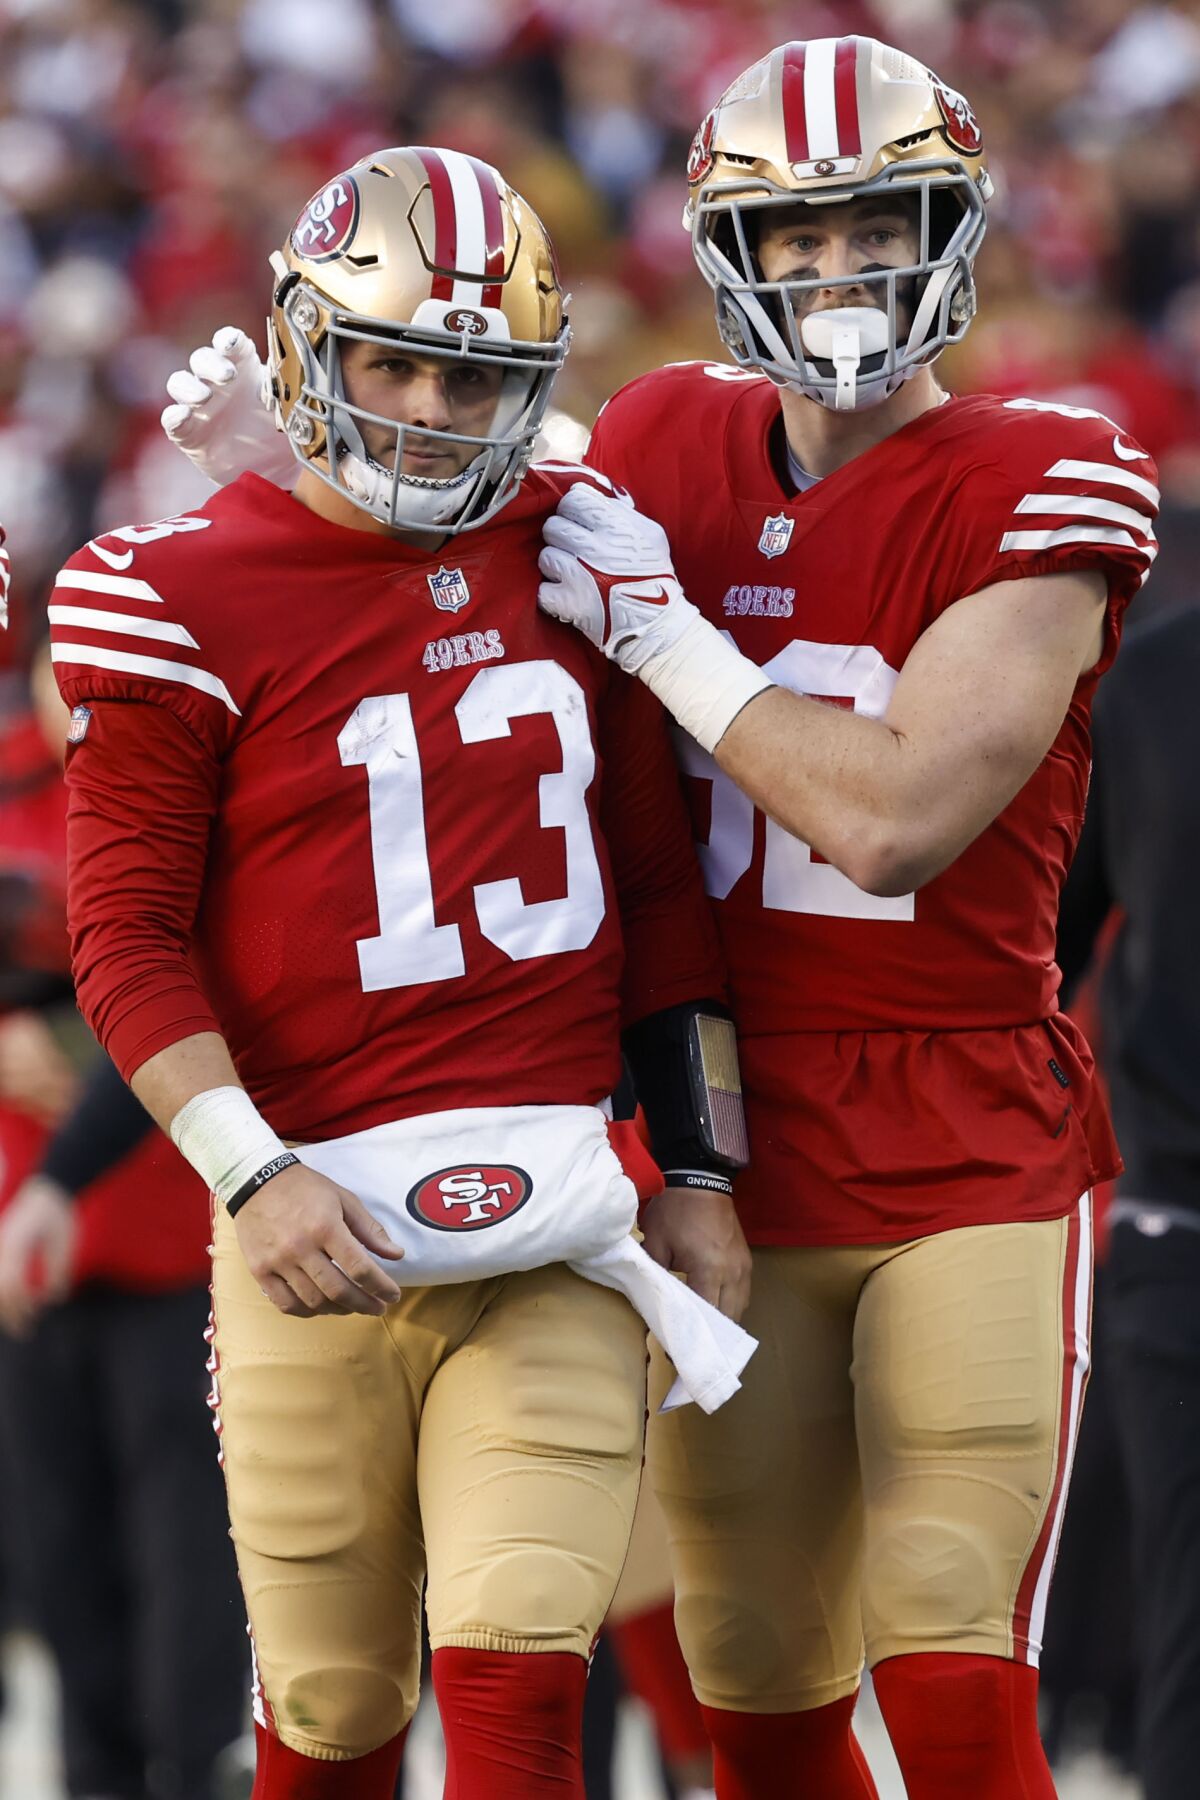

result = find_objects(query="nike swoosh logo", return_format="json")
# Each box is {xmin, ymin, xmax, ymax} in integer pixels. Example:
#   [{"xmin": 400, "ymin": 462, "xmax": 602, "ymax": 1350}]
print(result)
[
  {"xmin": 89, "ymin": 542, "xmax": 135, "ymax": 570},
  {"xmin": 1112, "ymin": 435, "xmax": 1148, "ymax": 462}
]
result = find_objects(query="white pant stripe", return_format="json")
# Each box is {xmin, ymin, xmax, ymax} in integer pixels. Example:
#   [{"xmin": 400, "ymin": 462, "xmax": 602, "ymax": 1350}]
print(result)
[{"xmin": 1025, "ymin": 1190, "xmax": 1093, "ymax": 1664}]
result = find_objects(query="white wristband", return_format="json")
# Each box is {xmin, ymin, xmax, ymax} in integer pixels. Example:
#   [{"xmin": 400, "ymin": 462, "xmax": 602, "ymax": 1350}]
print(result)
[
  {"xmin": 170, "ymin": 1085, "xmax": 291, "ymax": 1208},
  {"xmin": 638, "ymin": 611, "xmax": 773, "ymax": 754}
]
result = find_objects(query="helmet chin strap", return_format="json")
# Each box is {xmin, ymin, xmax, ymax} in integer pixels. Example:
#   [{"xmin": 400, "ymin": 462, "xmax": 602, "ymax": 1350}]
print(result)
[{"xmin": 799, "ymin": 307, "xmax": 892, "ymax": 410}]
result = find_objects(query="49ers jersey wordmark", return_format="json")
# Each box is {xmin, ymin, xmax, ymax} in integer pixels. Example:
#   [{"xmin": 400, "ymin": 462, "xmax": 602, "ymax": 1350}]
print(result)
[
  {"xmin": 50, "ymin": 466, "xmax": 723, "ymax": 1143},
  {"xmin": 587, "ymin": 364, "xmax": 1158, "ymax": 1243}
]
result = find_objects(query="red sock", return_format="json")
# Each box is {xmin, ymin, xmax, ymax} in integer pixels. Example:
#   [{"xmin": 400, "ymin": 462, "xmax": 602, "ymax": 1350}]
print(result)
[
  {"xmin": 250, "ymin": 1720, "xmax": 407, "ymax": 1798},
  {"xmin": 432, "ymin": 1646, "xmax": 588, "ymax": 1798},
  {"xmin": 700, "ymin": 1694, "xmax": 879, "ymax": 1799},
  {"xmin": 609, "ymin": 1602, "xmax": 711, "ymax": 1762},
  {"xmin": 872, "ymin": 1652, "xmax": 1056, "ymax": 1799}
]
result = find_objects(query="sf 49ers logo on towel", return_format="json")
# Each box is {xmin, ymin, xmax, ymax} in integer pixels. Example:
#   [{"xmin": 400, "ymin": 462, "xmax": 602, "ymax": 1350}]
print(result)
[
  {"xmin": 291, "ymin": 174, "xmax": 361, "ymax": 262},
  {"xmin": 407, "ymin": 1164, "xmax": 532, "ymax": 1231},
  {"xmin": 934, "ymin": 81, "xmax": 983, "ymax": 154}
]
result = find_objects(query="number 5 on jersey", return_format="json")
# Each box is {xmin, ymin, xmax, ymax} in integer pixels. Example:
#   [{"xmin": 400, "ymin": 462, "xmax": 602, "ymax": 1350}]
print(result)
[{"xmin": 338, "ymin": 660, "xmax": 606, "ymax": 992}]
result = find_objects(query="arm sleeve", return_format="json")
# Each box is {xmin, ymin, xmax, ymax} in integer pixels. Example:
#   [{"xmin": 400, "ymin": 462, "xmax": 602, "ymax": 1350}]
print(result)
[
  {"xmin": 594, "ymin": 666, "xmax": 726, "ymax": 1027},
  {"xmin": 39, "ymin": 1053, "xmax": 155, "ymax": 1194},
  {"xmin": 64, "ymin": 700, "xmax": 222, "ymax": 1080}
]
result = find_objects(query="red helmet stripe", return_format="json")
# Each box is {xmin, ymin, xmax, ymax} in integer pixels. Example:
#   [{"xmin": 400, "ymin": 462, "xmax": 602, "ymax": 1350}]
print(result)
[
  {"xmin": 465, "ymin": 154, "xmax": 506, "ymax": 307},
  {"xmin": 414, "ymin": 147, "xmax": 457, "ymax": 300},
  {"xmin": 834, "ymin": 37, "xmax": 861, "ymax": 158},
  {"xmin": 780, "ymin": 42, "xmax": 809, "ymax": 164}
]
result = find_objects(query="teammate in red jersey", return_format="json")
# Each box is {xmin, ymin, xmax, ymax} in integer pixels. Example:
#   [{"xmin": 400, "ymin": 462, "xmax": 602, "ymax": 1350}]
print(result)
[
  {"xmin": 532, "ymin": 37, "xmax": 1160, "ymax": 1800},
  {"xmin": 49, "ymin": 147, "xmax": 754, "ymax": 1800}
]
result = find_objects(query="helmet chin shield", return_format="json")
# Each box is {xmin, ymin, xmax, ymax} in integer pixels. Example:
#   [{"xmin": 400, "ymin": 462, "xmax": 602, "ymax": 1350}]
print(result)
[
  {"xmin": 696, "ymin": 161, "xmax": 986, "ymax": 409},
  {"xmin": 277, "ymin": 284, "xmax": 566, "ymax": 532}
]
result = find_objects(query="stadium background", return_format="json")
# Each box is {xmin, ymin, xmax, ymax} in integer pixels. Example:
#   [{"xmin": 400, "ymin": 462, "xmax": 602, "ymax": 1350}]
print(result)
[{"xmin": 0, "ymin": 0, "xmax": 1197, "ymax": 1795}]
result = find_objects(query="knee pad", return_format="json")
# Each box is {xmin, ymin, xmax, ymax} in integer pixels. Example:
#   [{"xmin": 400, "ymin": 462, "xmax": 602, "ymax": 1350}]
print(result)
[
  {"xmin": 863, "ymin": 1515, "xmax": 996, "ymax": 1648},
  {"xmin": 264, "ymin": 1663, "xmax": 413, "ymax": 1762},
  {"xmin": 431, "ymin": 1470, "xmax": 632, "ymax": 1654}
]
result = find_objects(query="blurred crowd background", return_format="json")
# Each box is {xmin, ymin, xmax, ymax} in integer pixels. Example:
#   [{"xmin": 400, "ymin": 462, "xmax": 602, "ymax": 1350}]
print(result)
[{"xmin": 0, "ymin": 2, "xmax": 1198, "ymax": 1796}]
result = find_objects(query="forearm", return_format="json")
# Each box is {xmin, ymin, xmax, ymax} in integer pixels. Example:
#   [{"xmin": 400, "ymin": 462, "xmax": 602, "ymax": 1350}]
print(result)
[
  {"xmin": 130, "ymin": 1029, "xmax": 301, "ymax": 1212},
  {"xmin": 710, "ymin": 573, "xmax": 1104, "ymax": 896},
  {"xmin": 713, "ymin": 685, "xmax": 991, "ymax": 896},
  {"xmin": 129, "ymin": 1030, "xmax": 242, "ymax": 1134}
]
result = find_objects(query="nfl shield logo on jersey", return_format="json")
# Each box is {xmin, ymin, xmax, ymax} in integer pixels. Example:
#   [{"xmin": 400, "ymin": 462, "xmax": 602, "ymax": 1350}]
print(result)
[
  {"xmin": 66, "ymin": 704, "xmax": 91, "ymax": 744},
  {"xmin": 758, "ymin": 513, "xmax": 795, "ymax": 559},
  {"xmin": 427, "ymin": 565, "xmax": 471, "ymax": 612}
]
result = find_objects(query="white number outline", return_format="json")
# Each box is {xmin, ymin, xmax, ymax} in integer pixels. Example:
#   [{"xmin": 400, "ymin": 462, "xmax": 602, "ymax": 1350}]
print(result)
[
  {"xmin": 338, "ymin": 660, "xmax": 605, "ymax": 992},
  {"xmin": 674, "ymin": 636, "xmax": 916, "ymax": 922}
]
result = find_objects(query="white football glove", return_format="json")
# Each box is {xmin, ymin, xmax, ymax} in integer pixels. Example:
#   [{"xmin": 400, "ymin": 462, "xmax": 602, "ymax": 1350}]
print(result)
[
  {"xmin": 161, "ymin": 327, "xmax": 297, "ymax": 489},
  {"xmin": 539, "ymin": 482, "xmax": 773, "ymax": 753},
  {"xmin": 0, "ymin": 531, "xmax": 9, "ymax": 631},
  {"xmin": 540, "ymin": 481, "xmax": 698, "ymax": 670}
]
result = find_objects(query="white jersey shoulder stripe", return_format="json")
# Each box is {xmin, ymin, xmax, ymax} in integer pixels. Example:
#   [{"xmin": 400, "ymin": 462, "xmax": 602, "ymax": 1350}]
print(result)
[
  {"xmin": 55, "ymin": 569, "xmax": 167, "ymax": 604},
  {"xmin": 47, "ymin": 604, "xmax": 199, "ymax": 648},
  {"xmin": 999, "ymin": 523, "xmax": 1154, "ymax": 557},
  {"xmin": 50, "ymin": 643, "xmax": 240, "ymax": 716},
  {"xmin": 1041, "ymin": 458, "xmax": 1160, "ymax": 507},
  {"xmin": 1012, "ymin": 493, "xmax": 1155, "ymax": 536}
]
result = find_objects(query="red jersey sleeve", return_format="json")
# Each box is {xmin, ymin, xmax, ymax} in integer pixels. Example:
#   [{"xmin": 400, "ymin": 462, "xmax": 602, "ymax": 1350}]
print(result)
[
  {"xmin": 50, "ymin": 525, "xmax": 243, "ymax": 758},
  {"xmin": 947, "ymin": 401, "xmax": 1159, "ymax": 675},
  {"xmin": 594, "ymin": 667, "xmax": 726, "ymax": 1026},
  {"xmin": 63, "ymin": 700, "xmax": 221, "ymax": 1080}
]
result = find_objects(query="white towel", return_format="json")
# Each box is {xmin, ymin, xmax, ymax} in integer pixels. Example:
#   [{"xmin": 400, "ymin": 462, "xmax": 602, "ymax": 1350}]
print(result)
[{"xmin": 295, "ymin": 1102, "xmax": 756, "ymax": 1413}]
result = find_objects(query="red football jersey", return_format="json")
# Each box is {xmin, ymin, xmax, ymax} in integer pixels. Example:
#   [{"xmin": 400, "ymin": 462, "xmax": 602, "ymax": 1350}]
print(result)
[
  {"xmin": 51, "ymin": 468, "xmax": 723, "ymax": 1143},
  {"xmin": 587, "ymin": 364, "xmax": 1159, "ymax": 1244}
]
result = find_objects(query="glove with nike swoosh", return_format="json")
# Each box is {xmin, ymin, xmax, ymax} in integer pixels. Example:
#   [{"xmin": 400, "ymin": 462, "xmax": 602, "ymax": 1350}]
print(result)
[
  {"xmin": 539, "ymin": 482, "xmax": 773, "ymax": 753},
  {"xmin": 161, "ymin": 327, "xmax": 297, "ymax": 489}
]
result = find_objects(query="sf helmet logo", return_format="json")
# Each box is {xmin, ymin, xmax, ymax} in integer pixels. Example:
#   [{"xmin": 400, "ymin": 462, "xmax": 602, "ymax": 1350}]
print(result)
[
  {"xmin": 291, "ymin": 174, "xmax": 361, "ymax": 262},
  {"xmin": 934, "ymin": 81, "xmax": 983, "ymax": 154},
  {"xmin": 446, "ymin": 308, "xmax": 488, "ymax": 336},
  {"xmin": 407, "ymin": 1164, "xmax": 532, "ymax": 1231}
]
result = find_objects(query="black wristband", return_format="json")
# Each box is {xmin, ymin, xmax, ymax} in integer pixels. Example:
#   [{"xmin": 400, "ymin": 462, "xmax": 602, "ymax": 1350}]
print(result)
[
  {"xmin": 660, "ymin": 1169, "xmax": 735, "ymax": 1197},
  {"xmin": 226, "ymin": 1151, "xmax": 301, "ymax": 1218}
]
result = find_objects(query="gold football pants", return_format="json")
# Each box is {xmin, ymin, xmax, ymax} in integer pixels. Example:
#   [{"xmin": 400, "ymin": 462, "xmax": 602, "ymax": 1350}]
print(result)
[
  {"xmin": 209, "ymin": 1204, "xmax": 648, "ymax": 1759},
  {"xmin": 647, "ymin": 1202, "xmax": 1092, "ymax": 1713}
]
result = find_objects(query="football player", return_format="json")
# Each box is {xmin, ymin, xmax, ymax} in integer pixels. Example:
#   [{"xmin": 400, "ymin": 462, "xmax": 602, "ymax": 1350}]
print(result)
[
  {"xmin": 533, "ymin": 36, "xmax": 1159, "ymax": 1800},
  {"xmin": 48, "ymin": 147, "xmax": 753, "ymax": 1800}
]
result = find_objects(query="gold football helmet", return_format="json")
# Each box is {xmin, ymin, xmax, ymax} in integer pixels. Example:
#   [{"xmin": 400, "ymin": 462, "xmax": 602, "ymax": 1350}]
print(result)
[
  {"xmin": 685, "ymin": 37, "xmax": 993, "ymax": 410},
  {"xmin": 267, "ymin": 146, "xmax": 569, "ymax": 532}
]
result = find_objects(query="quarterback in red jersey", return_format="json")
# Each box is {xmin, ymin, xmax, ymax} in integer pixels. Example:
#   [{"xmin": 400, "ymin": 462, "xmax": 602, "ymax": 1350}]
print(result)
[
  {"xmin": 535, "ymin": 37, "xmax": 1159, "ymax": 1800},
  {"xmin": 50, "ymin": 148, "xmax": 753, "ymax": 1800}
]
